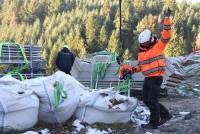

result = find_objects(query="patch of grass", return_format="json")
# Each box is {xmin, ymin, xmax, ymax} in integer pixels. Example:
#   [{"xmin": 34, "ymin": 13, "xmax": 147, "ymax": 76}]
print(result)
[{"xmin": 29, "ymin": 118, "xmax": 74, "ymax": 134}]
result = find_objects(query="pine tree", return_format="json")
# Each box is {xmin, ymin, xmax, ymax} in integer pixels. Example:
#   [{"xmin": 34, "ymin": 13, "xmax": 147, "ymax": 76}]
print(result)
[
  {"xmin": 99, "ymin": 26, "xmax": 108, "ymax": 50},
  {"xmin": 136, "ymin": 14, "xmax": 158, "ymax": 34},
  {"xmin": 68, "ymin": 27, "xmax": 87, "ymax": 58},
  {"xmin": 105, "ymin": 15, "xmax": 113, "ymax": 34},
  {"xmin": 133, "ymin": 0, "xmax": 145, "ymax": 11},
  {"xmin": 15, "ymin": 24, "xmax": 26, "ymax": 43},
  {"xmin": 1, "ymin": 0, "xmax": 16, "ymax": 25},
  {"xmin": 123, "ymin": 48, "xmax": 132, "ymax": 60},
  {"xmin": 48, "ymin": 35, "xmax": 63, "ymax": 73},
  {"xmin": 195, "ymin": 28, "xmax": 200, "ymax": 50},
  {"xmin": 85, "ymin": 12, "xmax": 99, "ymax": 53},
  {"xmin": 107, "ymin": 30, "xmax": 120, "ymax": 53},
  {"xmin": 48, "ymin": 0, "xmax": 63, "ymax": 14},
  {"xmin": 102, "ymin": 0, "xmax": 110, "ymax": 16},
  {"xmin": 165, "ymin": 31, "xmax": 186, "ymax": 57},
  {"xmin": 132, "ymin": 0, "xmax": 146, "ymax": 20},
  {"xmin": 31, "ymin": 18, "xmax": 41, "ymax": 44},
  {"xmin": 163, "ymin": 0, "xmax": 176, "ymax": 11},
  {"xmin": 147, "ymin": 0, "xmax": 162, "ymax": 15},
  {"xmin": 42, "ymin": 49, "xmax": 48, "ymax": 65},
  {"xmin": 48, "ymin": 44, "xmax": 57, "ymax": 74}
]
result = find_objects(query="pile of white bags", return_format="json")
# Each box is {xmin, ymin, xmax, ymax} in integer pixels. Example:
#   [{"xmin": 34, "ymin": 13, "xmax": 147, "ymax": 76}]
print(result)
[
  {"xmin": 0, "ymin": 71, "xmax": 139, "ymax": 131},
  {"xmin": 75, "ymin": 89, "xmax": 138, "ymax": 124},
  {"xmin": 0, "ymin": 76, "xmax": 39, "ymax": 131},
  {"xmin": 24, "ymin": 71, "xmax": 81, "ymax": 123}
]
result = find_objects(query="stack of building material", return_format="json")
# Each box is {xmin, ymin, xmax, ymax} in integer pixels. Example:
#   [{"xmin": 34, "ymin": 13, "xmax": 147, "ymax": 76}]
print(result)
[
  {"xmin": 71, "ymin": 56, "xmax": 169, "ymax": 97},
  {"xmin": 0, "ymin": 42, "xmax": 46, "ymax": 80}
]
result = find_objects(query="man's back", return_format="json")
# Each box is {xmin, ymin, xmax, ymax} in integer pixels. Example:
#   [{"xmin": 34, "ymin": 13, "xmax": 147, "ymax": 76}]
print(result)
[{"xmin": 56, "ymin": 47, "xmax": 75, "ymax": 74}]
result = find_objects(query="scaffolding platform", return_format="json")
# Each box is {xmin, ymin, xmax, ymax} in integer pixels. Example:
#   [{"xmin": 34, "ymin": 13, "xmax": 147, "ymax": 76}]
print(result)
[
  {"xmin": 71, "ymin": 56, "xmax": 184, "ymax": 97},
  {"xmin": 0, "ymin": 42, "xmax": 46, "ymax": 79}
]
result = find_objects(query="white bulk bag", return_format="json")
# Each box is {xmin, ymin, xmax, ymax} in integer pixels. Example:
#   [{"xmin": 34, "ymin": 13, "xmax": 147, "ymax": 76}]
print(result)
[
  {"xmin": 24, "ymin": 71, "xmax": 81, "ymax": 123},
  {"xmin": 0, "ymin": 76, "xmax": 39, "ymax": 131},
  {"xmin": 75, "ymin": 89, "xmax": 138, "ymax": 124}
]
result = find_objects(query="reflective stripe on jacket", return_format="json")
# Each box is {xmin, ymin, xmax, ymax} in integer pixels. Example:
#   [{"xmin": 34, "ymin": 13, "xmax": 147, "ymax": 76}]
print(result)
[{"xmin": 136, "ymin": 17, "xmax": 172, "ymax": 77}]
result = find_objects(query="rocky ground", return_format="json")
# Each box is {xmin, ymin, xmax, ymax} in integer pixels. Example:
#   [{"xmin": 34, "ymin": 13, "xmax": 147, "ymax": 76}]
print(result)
[
  {"xmin": 134, "ymin": 95, "xmax": 200, "ymax": 134},
  {"xmin": 21, "ymin": 94, "xmax": 200, "ymax": 134}
]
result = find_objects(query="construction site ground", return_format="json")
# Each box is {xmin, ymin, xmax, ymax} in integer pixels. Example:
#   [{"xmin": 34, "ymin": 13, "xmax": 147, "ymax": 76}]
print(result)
[{"xmin": 29, "ymin": 94, "xmax": 200, "ymax": 134}]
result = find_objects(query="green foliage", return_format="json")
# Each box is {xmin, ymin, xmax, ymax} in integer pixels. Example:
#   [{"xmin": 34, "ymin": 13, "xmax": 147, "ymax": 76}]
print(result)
[
  {"xmin": 99, "ymin": 26, "xmax": 108, "ymax": 49},
  {"xmin": 0, "ymin": 0, "xmax": 199, "ymax": 73},
  {"xmin": 165, "ymin": 31, "xmax": 186, "ymax": 57},
  {"xmin": 66, "ymin": 26, "xmax": 87, "ymax": 58},
  {"xmin": 123, "ymin": 48, "xmax": 132, "ymax": 60},
  {"xmin": 195, "ymin": 27, "xmax": 200, "ymax": 50},
  {"xmin": 136, "ymin": 14, "xmax": 158, "ymax": 34},
  {"xmin": 85, "ymin": 12, "xmax": 100, "ymax": 53},
  {"xmin": 107, "ymin": 30, "xmax": 120, "ymax": 53},
  {"xmin": 102, "ymin": 0, "xmax": 110, "ymax": 16}
]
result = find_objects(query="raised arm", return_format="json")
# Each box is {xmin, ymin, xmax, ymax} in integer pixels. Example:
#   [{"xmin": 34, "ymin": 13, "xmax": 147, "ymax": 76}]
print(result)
[{"xmin": 157, "ymin": 8, "xmax": 172, "ymax": 49}]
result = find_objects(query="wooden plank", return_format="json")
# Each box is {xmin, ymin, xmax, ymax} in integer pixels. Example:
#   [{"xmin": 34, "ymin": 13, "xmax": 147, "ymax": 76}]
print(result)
[
  {"xmin": 165, "ymin": 82, "xmax": 178, "ymax": 87},
  {"xmin": 166, "ymin": 78, "xmax": 182, "ymax": 84},
  {"xmin": 170, "ymin": 74, "xmax": 185, "ymax": 80}
]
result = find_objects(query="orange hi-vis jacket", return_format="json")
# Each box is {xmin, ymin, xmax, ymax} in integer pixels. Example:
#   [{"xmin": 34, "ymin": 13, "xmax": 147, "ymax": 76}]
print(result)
[{"xmin": 135, "ymin": 17, "xmax": 172, "ymax": 77}]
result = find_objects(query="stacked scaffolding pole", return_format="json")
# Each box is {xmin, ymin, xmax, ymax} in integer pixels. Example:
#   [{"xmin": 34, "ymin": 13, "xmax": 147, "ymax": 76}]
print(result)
[{"xmin": 0, "ymin": 42, "xmax": 46, "ymax": 80}]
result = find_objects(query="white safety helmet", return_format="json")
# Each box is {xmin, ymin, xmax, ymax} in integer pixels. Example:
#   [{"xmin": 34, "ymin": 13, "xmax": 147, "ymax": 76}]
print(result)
[
  {"xmin": 64, "ymin": 44, "xmax": 68, "ymax": 48},
  {"xmin": 138, "ymin": 29, "xmax": 153, "ymax": 44}
]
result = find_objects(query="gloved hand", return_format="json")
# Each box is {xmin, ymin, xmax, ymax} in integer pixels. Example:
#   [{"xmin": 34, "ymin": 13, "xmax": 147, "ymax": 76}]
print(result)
[
  {"xmin": 132, "ymin": 67, "xmax": 137, "ymax": 73},
  {"xmin": 164, "ymin": 8, "xmax": 171, "ymax": 18},
  {"xmin": 122, "ymin": 69, "xmax": 132, "ymax": 80}
]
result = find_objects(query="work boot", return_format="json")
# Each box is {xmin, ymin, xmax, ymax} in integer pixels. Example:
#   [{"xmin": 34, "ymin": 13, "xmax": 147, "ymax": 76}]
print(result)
[
  {"xmin": 159, "ymin": 114, "xmax": 172, "ymax": 126},
  {"xmin": 141, "ymin": 123, "xmax": 158, "ymax": 129}
]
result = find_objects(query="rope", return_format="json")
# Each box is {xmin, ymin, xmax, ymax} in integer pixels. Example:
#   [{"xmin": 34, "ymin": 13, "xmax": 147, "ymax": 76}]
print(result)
[
  {"xmin": 91, "ymin": 52, "xmax": 118, "ymax": 89},
  {"xmin": 0, "ymin": 100, "xmax": 5, "ymax": 133},
  {"xmin": 0, "ymin": 42, "xmax": 29, "ymax": 81},
  {"xmin": 96, "ymin": 63, "xmax": 110, "ymax": 78},
  {"xmin": 43, "ymin": 80, "xmax": 59, "ymax": 124},
  {"xmin": 113, "ymin": 79, "xmax": 132, "ymax": 93},
  {"xmin": 113, "ymin": 60, "xmax": 133, "ymax": 93},
  {"xmin": 6, "ymin": 72, "xmax": 25, "ymax": 81},
  {"xmin": 54, "ymin": 81, "xmax": 67, "ymax": 109},
  {"xmin": 92, "ymin": 63, "xmax": 111, "ymax": 88}
]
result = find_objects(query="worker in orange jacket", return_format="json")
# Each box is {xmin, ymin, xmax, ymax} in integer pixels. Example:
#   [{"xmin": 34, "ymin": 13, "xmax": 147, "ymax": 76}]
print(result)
[{"xmin": 132, "ymin": 8, "xmax": 173, "ymax": 129}]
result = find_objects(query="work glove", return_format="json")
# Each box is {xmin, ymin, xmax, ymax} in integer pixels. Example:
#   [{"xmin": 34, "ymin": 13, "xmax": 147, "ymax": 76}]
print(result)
[
  {"xmin": 132, "ymin": 67, "xmax": 137, "ymax": 73},
  {"xmin": 122, "ymin": 69, "xmax": 132, "ymax": 80},
  {"xmin": 164, "ymin": 8, "xmax": 171, "ymax": 18}
]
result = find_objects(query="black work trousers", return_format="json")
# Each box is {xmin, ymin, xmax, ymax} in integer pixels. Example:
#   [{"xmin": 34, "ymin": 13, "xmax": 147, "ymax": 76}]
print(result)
[{"xmin": 142, "ymin": 76, "xmax": 170, "ymax": 126}]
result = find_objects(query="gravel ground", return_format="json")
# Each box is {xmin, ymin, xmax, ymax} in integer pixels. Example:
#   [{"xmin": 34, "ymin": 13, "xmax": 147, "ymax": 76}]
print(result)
[
  {"xmin": 130, "ymin": 95, "xmax": 200, "ymax": 134},
  {"xmin": 20, "ymin": 95, "xmax": 200, "ymax": 134}
]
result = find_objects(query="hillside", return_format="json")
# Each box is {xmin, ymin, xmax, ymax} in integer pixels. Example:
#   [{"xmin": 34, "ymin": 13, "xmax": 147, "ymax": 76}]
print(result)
[{"xmin": 0, "ymin": 0, "xmax": 200, "ymax": 74}]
